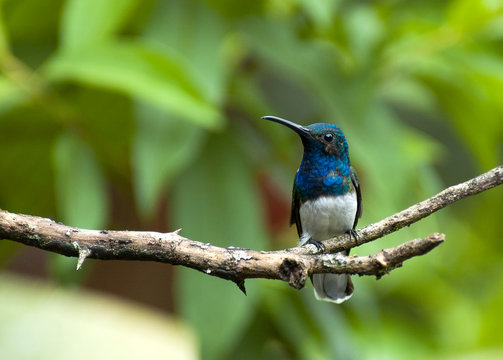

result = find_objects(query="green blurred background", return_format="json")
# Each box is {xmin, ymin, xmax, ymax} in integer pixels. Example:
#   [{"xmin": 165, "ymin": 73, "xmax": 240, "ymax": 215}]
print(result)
[{"xmin": 1, "ymin": 0, "xmax": 502, "ymax": 359}]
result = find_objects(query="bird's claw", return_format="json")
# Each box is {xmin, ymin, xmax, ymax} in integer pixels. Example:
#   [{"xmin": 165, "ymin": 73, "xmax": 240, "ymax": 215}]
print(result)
[
  {"xmin": 306, "ymin": 239, "xmax": 325, "ymax": 252},
  {"xmin": 346, "ymin": 229, "xmax": 359, "ymax": 244}
]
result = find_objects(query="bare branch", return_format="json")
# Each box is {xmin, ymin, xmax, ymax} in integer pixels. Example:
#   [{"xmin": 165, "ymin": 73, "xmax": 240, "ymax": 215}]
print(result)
[{"xmin": 0, "ymin": 165, "xmax": 501, "ymax": 290}]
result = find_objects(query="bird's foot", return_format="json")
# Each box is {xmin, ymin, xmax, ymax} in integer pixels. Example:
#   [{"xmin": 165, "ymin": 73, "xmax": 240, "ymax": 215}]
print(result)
[
  {"xmin": 306, "ymin": 239, "xmax": 325, "ymax": 252},
  {"xmin": 346, "ymin": 229, "xmax": 359, "ymax": 244}
]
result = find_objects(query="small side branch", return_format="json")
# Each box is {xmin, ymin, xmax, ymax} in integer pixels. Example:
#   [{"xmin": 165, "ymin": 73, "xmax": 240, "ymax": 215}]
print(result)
[{"xmin": 0, "ymin": 165, "xmax": 501, "ymax": 289}]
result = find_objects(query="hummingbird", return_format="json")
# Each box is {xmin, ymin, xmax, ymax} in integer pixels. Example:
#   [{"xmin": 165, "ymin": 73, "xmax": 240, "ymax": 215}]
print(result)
[{"xmin": 263, "ymin": 115, "xmax": 362, "ymax": 303}]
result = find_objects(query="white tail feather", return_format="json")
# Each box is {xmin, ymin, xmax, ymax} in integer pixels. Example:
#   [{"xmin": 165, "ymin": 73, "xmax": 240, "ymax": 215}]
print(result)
[{"xmin": 312, "ymin": 273, "xmax": 353, "ymax": 304}]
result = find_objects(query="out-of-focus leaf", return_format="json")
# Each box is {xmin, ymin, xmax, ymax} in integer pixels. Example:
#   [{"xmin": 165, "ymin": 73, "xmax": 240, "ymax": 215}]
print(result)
[
  {"xmin": 353, "ymin": 319, "xmax": 433, "ymax": 360},
  {"xmin": 0, "ymin": 242, "xmax": 21, "ymax": 266},
  {"xmin": 297, "ymin": 0, "xmax": 341, "ymax": 30},
  {"xmin": 201, "ymin": 0, "xmax": 263, "ymax": 19},
  {"xmin": 262, "ymin": 286, "xmax": 329, "ymax": 360},
  {"xmin": 241, "ymin": 18, "xmax": 348, "ymax": 118},
  {"xmin": 60, "ymin": 0, "xmax": 139, "ymax": 51},
  {"xmin": 44, "ymin": 41, "xmax": 222, "ymax": 129},
  {"xmin": 418, "ymin": 50, "xmax": 503, "ymax": 169},
  {"xmin": 378, "ymin": 75, "xmax": 436, "ymax": 114},
  {"xmin": 0, "ymin": 273, "xmax": 197, "ymax": 360},
  {"xmin": 479, "ymin": 13, "xmax": 503, "ymax": 39},
  {"xmin": 0, "ymin": 76, "xmax": 26, "ymax": 114},
  {"xmin": 0, "ymin": 8, "xmax": 9, "ymax": 58},
  {"xmin": 479, "ymin": 264, "xmax": 503, "ymax": 347},
  {"xmin": 434, "ymin": 290, "xmax": 481, "ymax": 350},
  {"xmin": 171, "ymin": 133, "xmax": 268, "ymax": 360},
  {"xmin": 0, "ymin": 108, "xmax": 58, "ymax": 216},
  {"xmin": 142, "ymin": 0, "xmax": 229, "ymax": 104},
  {"xmin": 47, "ymin": 253, "xmax": 87, "ymax": 285},
  {"xmin": 52, "ymin": 132, "xmax": 108, "ymax": 228},
  {"xmin": 63, "ymin": 87, "xmax": 134, "ymax": 179},
  {"xmin": 345, "ymin": 104, "xmax": 416, "ymax": 220},
  {"xmin": 343, "ymin": 4, "xmax": 385, "ymax": 63},
  {"xmin": 443, "ymin": 349, "xmax": 503, "ymax": 360},
  {"xmin": 303, "ymin": 294, "xmax": 356, "ymax": 360},
  {"xmin": 132, "ymin": 103, "xmax": 204, "ymax": 218},
  {"xmin": 3, "ymin": 0, "xmax": 62, "ymax": 45},
  {"xmin": 446, "ymin": 0, "xmax": 501, "ymax": 32}
]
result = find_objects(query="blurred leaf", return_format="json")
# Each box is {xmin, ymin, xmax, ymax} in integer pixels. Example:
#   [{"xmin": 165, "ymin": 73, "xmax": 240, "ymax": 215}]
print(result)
[
  {"xmin": 0, "ymin": 76, "xmax": 26, "ymax": 114},
  {"xmin": 346, "ymin": 104, "xmax": 417, "ymax": 220},
  {"xmin": 301, "ymin": 292, "xmax": 356, "ymax": 359},
  {"xmin": 343, "ymin": 4, "xmax": 385, "ymax": 64},
  {"xmin": 262, "ymin": 286, "xmax": 329, "ymax": 360},
  {"xmin": 172, "ymin": 133, "xmax": 268, "ymax": 360},
  {"xmin": 418, "ymin": 52, "xmax": 502, "ymax": 169},
  {"xmin": 0, "ymin": 107, "xmax": 58, "ymax": 216},
  {"xmin": 378, "ymin": 75, "xmax": 436, "ymax": 114},
  {"xmin": 446, "ymin": 0, "xmax": 502, "ymax": 33},
  {"xmin": 62, "ymin": 87, "xmax": 134, "ymax": 179},
  {"xmin": 44, "ymin": 41, "xmax": 223, "ymax": 129},
  {"xmin": 0, "ymin": 6, "xmax": 9, "ymax": 58},
  {"xmin": 142, "ymin": 0, "xmax": 230, "ymax": 104},
  {"xmin": 60, "ymin": 0, "xmax": 139, "ymax": 51},
  {"xmin": 201, "ymin": 0, "xmax": 263, "ymax": 19},
  {"xmin": 479, "ymin": 13, "xmax": 503, "ymax": 39},
  {"xmin": 297, "ymin": 0, "xmax": 341, "ymax": 30},
  {"xmin": 434, "ymin": 291, "xmax": 481, "ymax": 350},
  {"xmin": 52, "ymin": 132, "xmax": 108, "ymax": 228},
  {"xmin": 47, "ymin": 254, "xmax": 88, "ymax": 285},
  {"xmin": 132, "ymin": 103, "xmax": 204, "ymax": 218},
  {"xmin": 3, "ymin": 0, "xmax": 62, "ymax": 45},
  {"xmin": 241, "ymin": 18, "xmax": 346, "ymax": 116},
  {"xmin": 0, "ymin": 242, "xmax": 21, "ymax": 266},
  {"xmin": 0, "ymin": 273, "xmax": 197, "ymax": 360},
  {"xmin": 442, "ymin": 349, "xmax": 503, "ymax": 360}
]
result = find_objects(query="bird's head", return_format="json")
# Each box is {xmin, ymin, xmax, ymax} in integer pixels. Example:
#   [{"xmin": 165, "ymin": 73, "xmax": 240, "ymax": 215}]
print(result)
[{"xmin": 262, "ymin": 115, "xmax": 349, "ymax": 161}]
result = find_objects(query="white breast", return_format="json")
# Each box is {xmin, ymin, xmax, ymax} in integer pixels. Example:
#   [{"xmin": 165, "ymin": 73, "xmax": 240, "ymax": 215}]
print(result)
[{"xmin": 298, "ymin": 192, "xmax": 357, "ymax": 245}]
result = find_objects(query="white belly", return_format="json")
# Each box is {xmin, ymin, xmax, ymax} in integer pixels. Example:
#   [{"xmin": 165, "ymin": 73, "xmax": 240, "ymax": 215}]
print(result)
[{"xmin": 298, "ymin": 193, "xmax": 357, "ymax": 245}]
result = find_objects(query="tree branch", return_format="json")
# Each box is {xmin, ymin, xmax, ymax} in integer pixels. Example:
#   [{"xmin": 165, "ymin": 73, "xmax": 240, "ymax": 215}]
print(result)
[{"xmin": 0, "ymin": 165, "xmax": 501, "ymax": 291}]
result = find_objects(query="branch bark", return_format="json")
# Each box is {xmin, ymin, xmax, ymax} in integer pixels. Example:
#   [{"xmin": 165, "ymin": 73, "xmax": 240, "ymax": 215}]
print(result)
[{"xmin": 1, "ymin": 165, "xmax": 501, "ymax": 291}]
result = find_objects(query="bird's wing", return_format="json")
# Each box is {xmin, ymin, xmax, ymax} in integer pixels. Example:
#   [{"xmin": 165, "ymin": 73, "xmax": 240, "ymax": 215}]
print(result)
[
  {"xmin": 290, "ymin": 174, "xmax": 303, "ymax": 237},
  {"xmin": 350, "ymin": 166, "xmax": 362, "ymax": 229}
]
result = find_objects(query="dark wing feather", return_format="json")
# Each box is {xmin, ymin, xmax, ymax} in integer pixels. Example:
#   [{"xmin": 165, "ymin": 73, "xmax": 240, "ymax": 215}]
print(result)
[
  {"xmin": 290, "ymin": 173, "xmax": 303, "ymax": 237},
  {"xmin": 350, "ymin": 166, "xmax": 362, "ymax": 229}
]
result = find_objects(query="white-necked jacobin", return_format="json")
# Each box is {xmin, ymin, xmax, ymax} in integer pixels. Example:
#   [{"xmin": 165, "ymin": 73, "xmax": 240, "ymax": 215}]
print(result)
[{"xmin": 263, "ymin": 115, "xmax": 362, "ymax": 303}]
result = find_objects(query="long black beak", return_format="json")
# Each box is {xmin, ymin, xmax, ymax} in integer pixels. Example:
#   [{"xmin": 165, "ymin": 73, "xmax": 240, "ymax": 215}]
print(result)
[{"xmin": 262, "ymin": 115, "xmax": 311, "ymax": 138}]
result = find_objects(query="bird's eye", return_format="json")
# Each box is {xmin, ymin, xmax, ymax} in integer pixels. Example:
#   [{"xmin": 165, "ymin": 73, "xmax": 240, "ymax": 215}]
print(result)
[{"xmin": 324, "ymin": 133, "xmax": 333, "ymax": 142}]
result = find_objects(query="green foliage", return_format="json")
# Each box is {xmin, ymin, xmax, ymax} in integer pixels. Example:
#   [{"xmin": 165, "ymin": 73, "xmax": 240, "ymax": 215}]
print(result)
[
  {"xmin": 172, "ymin": 133, "xmax": 267, "ymax": 360},
  {"xmin": 0, "ymin": 273, "xmax": 197, "ymax": 360},
  {"xmin": 61, "ymin": 0, "xmax": 140, "ymax": 51},
  {"xmin": 53, "ymin": 132, "xmax": 108, "ymax": 228},
  {"xmin": 45, "ymin": 41, "xmax": 223, "ymax": 128},
  {"xmin": 132, "ymin": 104, "xmax": 205, "ymax": 217},
  {"xmin": 0, "ymin": 0, "xmax": 502, "ymax": 359}
]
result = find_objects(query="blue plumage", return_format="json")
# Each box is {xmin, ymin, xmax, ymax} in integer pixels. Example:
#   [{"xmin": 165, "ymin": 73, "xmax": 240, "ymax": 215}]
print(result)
[{"xmin": 294, "ymin": 123, "xmax": 352, "ymax": 201}]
